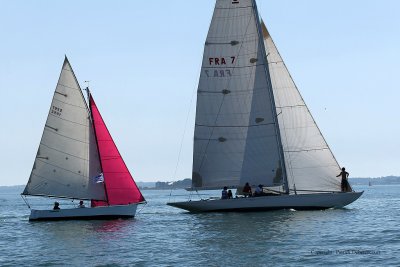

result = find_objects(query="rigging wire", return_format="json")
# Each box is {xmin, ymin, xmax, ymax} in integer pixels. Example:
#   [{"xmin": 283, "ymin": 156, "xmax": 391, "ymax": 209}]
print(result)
[
  {"xmin": 136, "ymin": 201, "xmax": 148, "ymax": 215},
  {"xmin": 21, "ymin": 195, "xmax": 31, "ymax": 209},
  {"xmin": 168, "ymin": 49, "xmax": 204, "ymax": 203}
]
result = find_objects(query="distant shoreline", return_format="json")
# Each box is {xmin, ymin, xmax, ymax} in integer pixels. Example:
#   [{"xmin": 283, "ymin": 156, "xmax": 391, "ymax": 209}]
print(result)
[{"xmin": 2, "ymin": 176, "xmax": 399, "ymax": 189}]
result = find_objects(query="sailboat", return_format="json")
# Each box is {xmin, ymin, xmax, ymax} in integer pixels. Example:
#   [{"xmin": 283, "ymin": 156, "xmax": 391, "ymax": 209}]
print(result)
[
  {"xmin": 167, "ymin": 0, "xmax": 363, "ymax": 212},
  {"xmin": 22, "ymin": 57, "xmax": 145, "ymax": 220}
]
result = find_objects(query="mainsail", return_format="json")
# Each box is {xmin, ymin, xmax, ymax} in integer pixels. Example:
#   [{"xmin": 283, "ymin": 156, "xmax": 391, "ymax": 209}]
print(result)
[
  {"xmin": 261, "ymin": 22, "xmax": 343, "ymax": 193},
  {"xmin": 89, "ymin": 95, "xmax": 145, "ymax": 206},
  {"xmin": 22, "ymin": 58, "xmax": 106, "ymax": 200},
  {"xmin": 192, "ymin": 0, "xmax": 285, "ymax": 190},
  {"xmin": 192, "ymin": 0, "xmax": 344, "ymax": 193}
]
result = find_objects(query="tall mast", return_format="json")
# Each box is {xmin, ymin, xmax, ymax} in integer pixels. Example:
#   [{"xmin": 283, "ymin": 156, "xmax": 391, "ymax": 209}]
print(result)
[
  {"xmin": 86, "ymin": 87, "xmax": 110, "ymax": 205},
  {"xmin": 252, "ymin": 0, "xmax": 289, "ymax": 194}
]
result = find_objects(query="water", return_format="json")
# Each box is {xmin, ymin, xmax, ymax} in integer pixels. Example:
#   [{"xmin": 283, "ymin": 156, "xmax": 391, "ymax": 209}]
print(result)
[{"xmin": 0, "ymin": 185, "xmax": 399, "ymax": 266}]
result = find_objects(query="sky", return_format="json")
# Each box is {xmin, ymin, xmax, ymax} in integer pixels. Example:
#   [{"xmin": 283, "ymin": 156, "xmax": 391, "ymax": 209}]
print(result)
[{"xmin": 0, "ymin": 0, "xmax": 399, "ymax": 186}]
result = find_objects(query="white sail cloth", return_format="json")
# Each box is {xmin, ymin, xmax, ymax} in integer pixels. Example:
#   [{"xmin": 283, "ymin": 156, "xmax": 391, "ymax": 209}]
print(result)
[
  {"xmin": 192, "ymin": 0, "xmax": 283, "ymax": 189},
  {"xmin": 261, "ymin": 22, "xmax": 342, "ymax": 193},
  {"xmin": 22, "ymin": 58, "xmax": 106, "ymax": 200}
]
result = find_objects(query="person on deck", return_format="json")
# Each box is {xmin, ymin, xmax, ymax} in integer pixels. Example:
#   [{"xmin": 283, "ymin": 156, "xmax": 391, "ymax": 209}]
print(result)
[
  {"xmin": 243, "ymin": 182, "xmax": 252, "ymax": 197},
  {"xmin": 336, "ymin": 167, "xmax": 350, "ymax": 192},
  {"xmin": 227, "ymin": 190, "xmax": 233, "ymax": 199},
  {"xmin": 254, "ymin": 184, "xmax": 263, "ymax": 196},
  {"xmin": 78, "ymin": 200, "xmax": 85, "ymax": 208},
  {"xmin": 53, "ymin": 202, "xmax": 60, "ymax": 210},
  {"xmin": 221, "ymin": 186, "xmax": 228, "ymax": 199}
]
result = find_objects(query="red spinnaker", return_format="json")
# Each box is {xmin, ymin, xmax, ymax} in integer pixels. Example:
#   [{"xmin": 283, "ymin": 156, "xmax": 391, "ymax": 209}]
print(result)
[{"xmin": 89, "ymin": 95, "xmax": 145, "ymax": 207}]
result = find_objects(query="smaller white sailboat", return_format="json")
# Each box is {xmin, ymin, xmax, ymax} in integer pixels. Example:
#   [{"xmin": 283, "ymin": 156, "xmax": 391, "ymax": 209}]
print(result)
[
  {"xmin": 22, "ymin": 57, "xmax": 145, "ymax": 220},
  {"xmin": 167, "ymin": 0, "xmax": 363, "ymax": 212}
]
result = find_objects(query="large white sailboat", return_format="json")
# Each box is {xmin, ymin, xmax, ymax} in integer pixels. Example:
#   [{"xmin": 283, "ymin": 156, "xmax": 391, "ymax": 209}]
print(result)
[
  {"xmin": 22, "ymin": 57, "xmax": 145, "ymax": 220},
  {"xmin": 167, "ymin": 0, "xmax": 362, "ymax": 212}
]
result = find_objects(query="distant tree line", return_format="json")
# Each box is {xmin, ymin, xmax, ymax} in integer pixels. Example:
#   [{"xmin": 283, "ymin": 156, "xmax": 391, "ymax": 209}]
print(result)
[
  {"xmin": 155, "ymin": 178, "xmax": 192, "ymax": 189},
  {"xmin": 350, "ymin": 176, "xmax": 400, "ymax": 185},
  {"xmin": 135, "ymin": 176, "xmax": 400, "ymax": 190}
]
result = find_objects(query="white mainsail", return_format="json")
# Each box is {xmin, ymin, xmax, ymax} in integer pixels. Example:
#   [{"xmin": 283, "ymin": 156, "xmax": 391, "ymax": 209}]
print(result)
[
  {"xmin": 192, "ymin": 0, "xmax": 284, "ymax": 189},
  {"xmin": 261, "ymin": 21, "xmax": 342, "ymax": 193},
  {"xmin": 22, "ymin": 58, "xmax": 106, "ymax": 200}
]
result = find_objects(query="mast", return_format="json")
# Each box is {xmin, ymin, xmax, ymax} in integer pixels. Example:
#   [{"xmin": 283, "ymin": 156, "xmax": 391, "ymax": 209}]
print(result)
[
  {"xmin": 252, "ymin": 0, "xmax": 289, "ymax": 194},
  {"xmin": 86, "ymin": 87, "xmax": 110, "ymax": 205}
]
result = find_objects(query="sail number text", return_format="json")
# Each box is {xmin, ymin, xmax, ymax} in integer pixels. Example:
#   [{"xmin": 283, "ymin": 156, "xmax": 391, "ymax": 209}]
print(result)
[
  {"xmin": 51, "ymin": 106, "xmax": 63, "ymax": 116},
  {"xmin": 208, "ymin": 57, "xmax": 235, "ymax": 65},
  {"xmin": 205, "ymin": 57, "xmax": 236, "ymax": 78},
  {"xmin": 204, "ymin": 70, "xmax": 232, "ymax": 78}
]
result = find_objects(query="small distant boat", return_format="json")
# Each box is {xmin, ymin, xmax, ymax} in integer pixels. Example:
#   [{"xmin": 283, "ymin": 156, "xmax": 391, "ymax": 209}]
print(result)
[
  {"xmin": 22, "ymin": 57, "xmax": 145, "ymax": 220},
  {"xmin": 167, "ymin": 0, "xmax": 363, "ymax": 212}
]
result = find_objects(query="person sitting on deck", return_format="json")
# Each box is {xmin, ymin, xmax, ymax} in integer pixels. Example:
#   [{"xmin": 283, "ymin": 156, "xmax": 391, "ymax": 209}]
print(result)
[
  {"xmin": 336, "ymin": 167, "xmax": 350, "ymax": 192},
  {"xmin": 221, "ymin": 186, "xmax": 228, "ymax": 199},
  {"xmin": 227, "ymin": 190, "xmax": 233, "ymax": 199},
  {"xmin": 254, "ymin": 184, "xmax": 263, "ymax": 197},
  {"xmin": 78, "ymin": 200, "xmax": 85, "ymax": 208},
  {"xmin": 242, "ymin": 182, "xmax": 252, "ymax": 197},
  {"xmin": 53, "ymin": 202, "xmax": 60, "ymax": 210}
]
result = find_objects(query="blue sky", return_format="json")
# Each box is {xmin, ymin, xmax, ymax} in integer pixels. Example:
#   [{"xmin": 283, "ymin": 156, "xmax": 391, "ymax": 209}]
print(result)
[{"xmin": 0, "ymin": 0, "xmax": 399, "ymax": 186}]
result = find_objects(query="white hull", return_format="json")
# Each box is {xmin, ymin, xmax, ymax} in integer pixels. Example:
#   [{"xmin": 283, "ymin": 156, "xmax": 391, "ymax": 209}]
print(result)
[
  {"xmin": 167, "ymin": 192, "xmax": 363, "ymax": 212},
  {"xmin": 29, "ymin": 204, "xmax": 139, "ymax": 221}
]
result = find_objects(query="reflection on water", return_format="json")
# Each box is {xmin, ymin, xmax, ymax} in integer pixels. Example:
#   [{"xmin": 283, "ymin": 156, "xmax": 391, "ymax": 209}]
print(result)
[
  {"xmin": 31, "ymin": 217, "xmax": 136, "ymax": 244},
  {"xmin": 92, "ymin": 219, "xmax": 133, "ymax": 233}
]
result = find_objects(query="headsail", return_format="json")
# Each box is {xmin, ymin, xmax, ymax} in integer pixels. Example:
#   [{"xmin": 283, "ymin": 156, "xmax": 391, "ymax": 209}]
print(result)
[
  {"xmin": 261, "ymin": 21, "xmax": 343, "ymax": 193},
  {"xmin": 89, "ymin": 95, "xmax": 145, "ymax": 206},
  {"xmin": 22, "ymin": 57, "xmax": 107, "ymax": 200},
  {"xmin": 192, "ymin": 0, "xmax": 284, "ymax": 190}
]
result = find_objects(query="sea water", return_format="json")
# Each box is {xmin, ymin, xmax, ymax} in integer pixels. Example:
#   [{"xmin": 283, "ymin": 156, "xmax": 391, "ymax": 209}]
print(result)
[{"xmin": 0, "ymin": 185, "xmax": 399, "ymax": 266}]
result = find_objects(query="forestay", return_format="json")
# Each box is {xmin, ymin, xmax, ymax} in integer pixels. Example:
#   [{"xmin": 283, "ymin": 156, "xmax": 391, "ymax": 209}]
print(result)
[
  {"xmin": 22, "ymin": 58, "xmax": 106, "ymax": 200},
  {"xmin": 192, "ymin": 0, "xmax": 284, "ymax": 190},
  {"xmin": 261, "ymin": 22, "xmax": 342, "ymax": 193}
]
